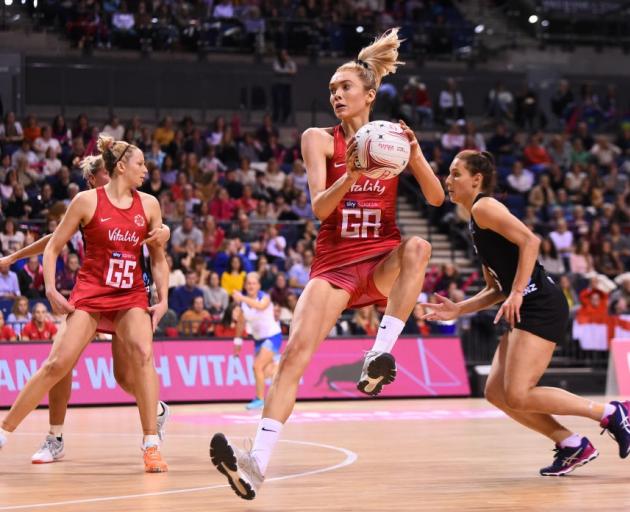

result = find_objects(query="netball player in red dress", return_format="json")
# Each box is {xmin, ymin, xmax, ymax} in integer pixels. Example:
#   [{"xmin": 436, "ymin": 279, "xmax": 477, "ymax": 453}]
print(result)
[
  {"xmin": 210, "ymin": 28, "xmax": 444, "ymax": 500},
  {"xmin": 0, "ymin": 155, "xmax": 171, "ymax": 464},
  {"xmin": 0, "ymin": 135, "xmax": 170, "ymax": 472}
]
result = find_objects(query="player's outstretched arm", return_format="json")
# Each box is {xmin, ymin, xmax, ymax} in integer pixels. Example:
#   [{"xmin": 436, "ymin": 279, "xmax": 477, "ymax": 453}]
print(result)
[
  {"xmin": 421, "ymin": 264, "xmax": 506, "ymax": 322},
  {"xmin": 399, "ymin": 120, "xmax": 444, "ymax": 207},
  {"xmin": 0, "ymin": 234, "xmax": 53, "ymax": 266}
]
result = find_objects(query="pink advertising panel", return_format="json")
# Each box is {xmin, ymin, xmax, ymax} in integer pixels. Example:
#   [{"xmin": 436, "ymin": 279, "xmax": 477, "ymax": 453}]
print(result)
[
  {"xmin": 610, "ymin": 338, "xmax": 630, "ymax": 395},
  {"xmin": 0, "ymin": 337, "xmax": 470, "ymax": 407}
]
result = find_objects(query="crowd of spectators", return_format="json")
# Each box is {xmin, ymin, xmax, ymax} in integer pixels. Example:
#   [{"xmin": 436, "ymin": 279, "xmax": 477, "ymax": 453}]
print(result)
[
  {"xmin": 1, "ymin": 74, "xmax": 630, "ymax": 349},
  {"xmin": 33, "ymin": 0, "xmax": 472, "ymax": 58}
]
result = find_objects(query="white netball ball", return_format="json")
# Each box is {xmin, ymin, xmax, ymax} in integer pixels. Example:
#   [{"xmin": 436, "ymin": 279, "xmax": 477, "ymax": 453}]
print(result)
[{"xmin": 354, "ymin": 121, "xmax": 411, "ymax": 180}]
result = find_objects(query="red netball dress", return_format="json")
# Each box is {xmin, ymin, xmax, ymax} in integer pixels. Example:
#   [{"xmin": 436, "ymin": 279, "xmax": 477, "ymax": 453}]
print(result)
[
  {"xmin": 310, "ymin": 125, "xmax": 402, "ymax": 307},
  {"xmin": 69, "ymin": 187, "xmax": 149, "ymax": 331}
]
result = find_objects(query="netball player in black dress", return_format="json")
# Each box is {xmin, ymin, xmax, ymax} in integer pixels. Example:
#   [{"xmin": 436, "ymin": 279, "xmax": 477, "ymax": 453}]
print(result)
[{"xmin": 422, "ymin": 150, "xmax": 630, "ymax": 476}]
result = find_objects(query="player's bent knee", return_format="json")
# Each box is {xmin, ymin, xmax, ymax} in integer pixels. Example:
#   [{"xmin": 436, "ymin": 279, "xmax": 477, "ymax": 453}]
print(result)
[
  {"xmin": 41, "ymin": 356, "xmax": 72, "ymax": 381},
  {"xmin": 504, "ymin": 388, "xmax": 528, "ymax": 411},
  {"xmin": 128, "ymin": 343, "xmax": 154, "ymax": 366},
  {"xmin": 406, "ymin": 236, "xmax": 431, "ymax": 264},
  {"xmin": 277, "ymin": 341, "xmax": 312, "ymax": 379},
  {"xmin": 484, "ymin": 381, "xmax": 505, "ymax": 408}
]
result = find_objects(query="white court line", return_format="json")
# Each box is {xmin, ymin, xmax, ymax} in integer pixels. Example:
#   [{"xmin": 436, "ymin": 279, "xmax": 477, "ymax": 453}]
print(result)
[{"xmin": 0, "ymin": 434, "xmax": 358, "ymax": 511}]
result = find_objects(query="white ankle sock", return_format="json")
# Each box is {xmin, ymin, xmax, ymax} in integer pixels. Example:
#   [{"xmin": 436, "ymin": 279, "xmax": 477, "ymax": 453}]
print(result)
[
  {"xmin": 559, "ymin": 433, "xmax": 582, "ymax": 448},
  {"xmin": 143, "ymin": 435, "xmax": 160, "ymax": 448},
  {"xmin": 49, "ymin": 424, "xmax": 63, "ymax": 438},
  {"xmin": 602, "ymin": 403, "xmax": 616, "ymax": 420},
  {"xmin": 371, "ymin": 315, "xmax": 405, "ymax": 353},
  {"xmin": 251, "ymin": 418, "xmax": 283, "ymax": 475}
]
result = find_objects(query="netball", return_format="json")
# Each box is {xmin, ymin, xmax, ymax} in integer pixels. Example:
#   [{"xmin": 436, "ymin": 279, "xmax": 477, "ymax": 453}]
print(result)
[{"xmin": 354, "ymin": 120, "xmax": 411, "ymax": 180}]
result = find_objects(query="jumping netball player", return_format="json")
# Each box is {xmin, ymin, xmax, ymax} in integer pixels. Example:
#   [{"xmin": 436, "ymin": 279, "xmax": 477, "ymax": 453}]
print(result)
[
  {"xmin": 0, "ymin": 135, "xmax": 170, "ymax": 472},
  {"xmin": 421, "ymin": 150, "xmax": 630, "ymax": 476},
  {"xmin": 232, "ymin": 272, "xmax": 283, "ymax": 410},
  {"xmin": 210, "ymin": 28, "xmax": 444, "ymax": 500},
  {"xmin": 0, "ymin": 155, "xmax": 171, "ymax": 464}
]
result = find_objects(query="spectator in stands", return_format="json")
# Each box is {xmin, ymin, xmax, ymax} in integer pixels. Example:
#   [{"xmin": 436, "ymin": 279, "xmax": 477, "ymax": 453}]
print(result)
[
  {"xmin": 270, "ymin": 272, "xmax": 289, "ymax": 308},
  {"xmin": 257, "ymin": 255, "xmax": 277, "ymax": 291},
  {"xmin": 486, "ymin": 123, "xmax": 514, "ymax": 156},
  {"xmin": 111, "ymin": 2, "xmax": 136, "ymax": 48},
  {"xmin": 506, "ymin": 160, "xmax": 534, "ymax": 196},
  {"xmin": 201, "ymin": 215, "xmax": 225, "ymax": 256},
  {"xmin": 549, "ymin": 218, "xmax": 574, "ymax": 269},
  {"xmin": 0, "ymin": 310, "xmax": 16, "ymax": 341},
  {"xmin": 287, "ymin": 248, "xmax": 312, "ymax": 294},
  {"xmin": 523, "ymin": 132, "xmax": 552, "ymax": 173},
  {"xmin": 103, "ymin": 115, "xmax": 125, "ymax": 140},
  {"xmin": 400, "ymin": 77, "xmax": 433, "ymax": 128},
  {"xmin": 272, "ymin": 49, "xmax": 297, "ymax": 123},
  {"xmin": 51, "ymin": 114, "xmax": 70, "ymax": 147},
  {"xmin": 438, "ymin": 78, "xmax": 465, "ymax": 125},
  {"xmin": 18, "ymin": 256, "xmax": 45, "ymax": 299},
  {"xmin": 140, "ymin": 163, "xmax": 168, "ymax": 198},
  {"xmin": 486, "ymin": 80, "xmax": 514, "ymax": 123},
  {"xmin": 550, "ymin": 79, "xmax": 574, "ymax": 128},
  {"xmin": 351, "ymin": 305, "xmax": 380, "ymax": 336},
  {"xmin": 167, "ymin": 253, "xmax": 185, "ymax": 289},
  {"xmin": 223, "ymin": 168, "xmax": 244, "ymax": 199},
  {"xmin": 291, "ymin": 191, "xmax": 314, "ymax": 219},
  {"xmin": 178, "ymin": 295, "xmax": 211, "ymax": 336},
  {"xmin": 11, "ymin": 140, "xmax": 38, "ymax": 169},
  {"xmin": 0, "ymin": 261, "xmax": 20, "ymax": 299},
  {"xmin": 170, "ymin": 270, "xmax": 204, "ymax": 318},
  {"xmin": 559, "ymin": 274, "xmax": 579, "ymax": 312},
  {"xmin": 209, "ymin": 187, "xmax": 236, "ymax": 221},
  {"xmin": 528, "ymin": 174, "xmax": 556, "ymax": 216},
  {"xmin": 595, "ymin": 239, "xmax": 624, "ymax": 279},
  {"xmin": 256, "ymin": 114, "xmax": 278, "ymax": 147},
  {"xmin": 221, "ymin": 254, "xmax": 246, "ymax": 296},
  {"xmin": 264, "ymin": 224, "xmax": 286, "ymax": 270},
  {"xmin": 440, "ymin": 123, "xmax": 465, "ymax": 153},
  {"xmin": 33, "ymin": 125, "xmax": 61, "ymax": 160},
  {"xmin": 202, "ymin": 271, "xmax": 229, "ymax": 317},
  {"xmin": 515, "ymin": 83, "xmax": 544, "ymax": 130},
  {"xmin": 547, "ymin": 134, "xmax": 572, "ymax": 169},
  {"xmin": 21, "ymin": 302, "xmax": 57, "ymax": 341},
  {"xmin": 171, "ymin": 215, "xmax": 203, "ymax": 255},
  {"xmin": 538, "ymin": 237, "xmax": 565, "ymax": 277},
  {"xmin": 7, "ymin": 296, "xmax": 31, "ymax": 337},
  {"xmin": 590, "ymin": 136, "xmax": 621, "ymax": 169},
  {"xmin": 56, "ymin": 252, "xmax": 80, "ymax": 298},
  {"xmin": 154, "ymin": 116, "xmax": 175, "ymax": 148},
  {"xmin": 0, "ymin": 112, "xmax": 23, "ymax": 154},
  {"xmin": 0, "ymin": 218, "xmax": 25, "ymax": 254},
  {"xmin": 569, "ymin": 239, "xmax": 594, "ymax": 277}
]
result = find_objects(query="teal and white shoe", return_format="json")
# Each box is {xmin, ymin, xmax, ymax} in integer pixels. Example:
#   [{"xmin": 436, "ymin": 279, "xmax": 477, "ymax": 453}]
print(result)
[{"xmin": 245, "ymin": 398, "xmax": 264, "ymax": 410}]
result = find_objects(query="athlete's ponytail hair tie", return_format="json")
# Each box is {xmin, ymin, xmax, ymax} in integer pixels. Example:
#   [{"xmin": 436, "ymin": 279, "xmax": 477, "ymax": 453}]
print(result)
[{"xmin": 355, "ymin": 59, "xmax": 370, "ymax": 70}]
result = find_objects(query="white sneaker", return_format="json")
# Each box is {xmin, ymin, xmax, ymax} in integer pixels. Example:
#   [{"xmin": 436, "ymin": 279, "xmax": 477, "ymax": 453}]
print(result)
[
  {"xmin": 32, "ymin": 434, "xmax": 65, "ymax": 464},
  {"xmin": 357, "ymin": 350, "xmax": 397, "ymax": 396},
  {"xmin": 210, "ymin": 433, "xmax": 264, "ymax": 500},
  {"xmin": 157, "ymin": 401, "xmax": 170, "ymax": 441}
]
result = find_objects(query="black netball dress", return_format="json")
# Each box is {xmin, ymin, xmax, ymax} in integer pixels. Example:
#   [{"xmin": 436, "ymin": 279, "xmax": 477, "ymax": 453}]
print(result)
[{"xmin": 469, "ymin": 193, "xmax": 569, "ymax": 344}]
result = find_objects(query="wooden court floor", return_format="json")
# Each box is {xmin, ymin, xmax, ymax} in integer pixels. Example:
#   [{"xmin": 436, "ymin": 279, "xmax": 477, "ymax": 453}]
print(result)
[{"xmin": 1, "ymin": 397, "xmax": 629, "ymax": 512}]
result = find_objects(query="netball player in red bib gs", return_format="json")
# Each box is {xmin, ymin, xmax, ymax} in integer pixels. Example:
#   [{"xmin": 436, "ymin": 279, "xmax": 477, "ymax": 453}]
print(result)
[
  {"xmin": 210, "ymin": 28, "xmax": 444, "ymax": 500},
  {"xmin": 0, "ymin": 155, "xmax": 171, "ymax": 465},
  {"xmin": 0, "ymin": 135, "xmax": 170, "ymax": 472}
]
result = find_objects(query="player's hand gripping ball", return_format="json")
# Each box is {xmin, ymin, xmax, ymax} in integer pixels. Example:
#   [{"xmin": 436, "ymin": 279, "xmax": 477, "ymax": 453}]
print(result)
[{"xmin": 354, "ymin": 120, "xmax": 411, "ymax": 180}]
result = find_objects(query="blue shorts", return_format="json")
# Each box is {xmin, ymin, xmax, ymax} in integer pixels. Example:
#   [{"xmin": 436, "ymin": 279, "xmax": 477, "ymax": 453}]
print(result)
[{"xmin": 254, "ymin": 332, "xmax": 283, "ymax": 356}]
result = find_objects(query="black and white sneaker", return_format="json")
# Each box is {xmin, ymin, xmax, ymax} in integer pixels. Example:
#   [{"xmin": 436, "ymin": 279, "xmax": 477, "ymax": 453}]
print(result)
[
  {"xmin": 357, "ymin": 350, "xmax": 397, "ymax": 396},
  {"xmin": 210, "ymin": 433, "xmax": 264, "ymax": 500}
]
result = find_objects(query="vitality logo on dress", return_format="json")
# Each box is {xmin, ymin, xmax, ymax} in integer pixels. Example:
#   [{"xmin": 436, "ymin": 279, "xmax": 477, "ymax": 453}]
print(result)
[{"xmin": 108, "ymin": 228, "xmax": 140, "ymax": 246}]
